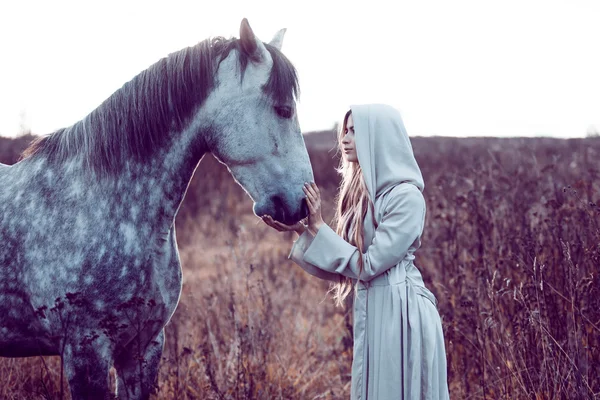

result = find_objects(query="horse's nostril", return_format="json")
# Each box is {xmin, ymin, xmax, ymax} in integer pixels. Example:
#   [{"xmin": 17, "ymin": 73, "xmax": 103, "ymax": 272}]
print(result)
[
  {"xmin": 270, "ymin": 195, "xmax": 284, "ymax": 220},
  {"xmin": 271, "ymin": 195, "xmax": 284, "ymax": 211}
]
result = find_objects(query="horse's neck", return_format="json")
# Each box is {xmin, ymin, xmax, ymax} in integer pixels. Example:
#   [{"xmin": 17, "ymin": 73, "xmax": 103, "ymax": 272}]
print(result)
[
  {"xmin": 18, "ymin": 110, "xmax": 210, "ymax": 228},
  {"xmin": 121, "ymin": 132, "xmax": 208, "ymax": 226},
  {"xmin": 34, "ymin": 127, "xmax": 210, "ymax": 230}
]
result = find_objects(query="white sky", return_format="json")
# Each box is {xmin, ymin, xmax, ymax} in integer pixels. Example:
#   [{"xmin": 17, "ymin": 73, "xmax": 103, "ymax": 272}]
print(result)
[{"xmin": 0, "ymin": 0, "xmax": 599, "ymax": 138}]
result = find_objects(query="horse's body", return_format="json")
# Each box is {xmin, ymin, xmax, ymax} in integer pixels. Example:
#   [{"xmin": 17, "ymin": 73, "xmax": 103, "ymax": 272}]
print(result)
[{"xmin": 0, "ymin": 19, "xmax": 312, "ymax": 399}]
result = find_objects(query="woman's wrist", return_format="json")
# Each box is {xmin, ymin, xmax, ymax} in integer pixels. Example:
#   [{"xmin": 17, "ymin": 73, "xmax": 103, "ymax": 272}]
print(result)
[
  {"xmin": 295, "ymin": 221, "xmax": 308, "ymax": 236},
  {"xmin": 308, "ymin": 220, "xmax": 324, "ymax": 235}
]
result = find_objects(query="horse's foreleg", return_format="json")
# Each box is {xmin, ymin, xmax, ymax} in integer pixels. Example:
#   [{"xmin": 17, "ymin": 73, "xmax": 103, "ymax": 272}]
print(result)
[
  {"xmin": 63, "ymin": 338, "xmax": 112, "ymax": 400},
  {"xmin": 114, "ymin": 329, "xmax": 165, "ymax": 400}
]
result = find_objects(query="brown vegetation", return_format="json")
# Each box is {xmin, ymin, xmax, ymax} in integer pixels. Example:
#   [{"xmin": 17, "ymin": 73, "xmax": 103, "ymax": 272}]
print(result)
[{"xmin": 1, "ymin": 132, "xmax": 599, "ymax": 399}]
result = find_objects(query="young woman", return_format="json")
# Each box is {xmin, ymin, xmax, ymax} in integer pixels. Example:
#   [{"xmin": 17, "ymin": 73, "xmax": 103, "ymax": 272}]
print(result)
[{"xmin": 263, "ymin": 104, "xmax": 450, "ymax": 399}]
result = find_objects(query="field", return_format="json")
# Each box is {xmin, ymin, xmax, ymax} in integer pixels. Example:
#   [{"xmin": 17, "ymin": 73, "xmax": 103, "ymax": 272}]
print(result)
[{"xmin": 1, "ymin": 132, "xmax": 599, "ymax": 399}]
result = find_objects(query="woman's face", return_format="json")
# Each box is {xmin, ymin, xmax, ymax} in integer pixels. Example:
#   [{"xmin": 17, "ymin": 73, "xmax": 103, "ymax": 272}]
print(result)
[{"xmin": 341, "ymin": 114, "xmax": 358, "ymax": 163}]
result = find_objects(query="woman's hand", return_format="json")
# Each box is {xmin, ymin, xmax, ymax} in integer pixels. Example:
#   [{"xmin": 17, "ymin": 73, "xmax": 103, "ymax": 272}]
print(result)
[
  {"xmin": 303, "ymin": 182, "xmax": 324, "ymax": 235},
  {"xmin": 262, "ymin": 215, "xmax": 307, "ymax": 236}
]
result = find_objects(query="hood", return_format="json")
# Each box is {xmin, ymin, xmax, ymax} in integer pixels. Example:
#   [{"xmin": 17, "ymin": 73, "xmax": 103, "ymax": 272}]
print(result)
[{"xmin": 350, "ymin": 103, "xmax": 424, "ymax": 201}]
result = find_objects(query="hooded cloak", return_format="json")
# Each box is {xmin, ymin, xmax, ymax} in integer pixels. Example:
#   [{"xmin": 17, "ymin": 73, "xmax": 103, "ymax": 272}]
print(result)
[
  {"xmin": 289, "ymin": 104, "xmax": 450, "ymax": 399},
  {"xmin": 351, "ymin": 103, "xmax": 424, "ymax": 250}
]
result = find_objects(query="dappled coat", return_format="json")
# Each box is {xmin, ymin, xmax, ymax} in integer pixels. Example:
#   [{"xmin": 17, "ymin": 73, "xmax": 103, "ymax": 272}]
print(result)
[{"xmin": 289, "ymin": 104, "xmax": 450, "ymax": 399}]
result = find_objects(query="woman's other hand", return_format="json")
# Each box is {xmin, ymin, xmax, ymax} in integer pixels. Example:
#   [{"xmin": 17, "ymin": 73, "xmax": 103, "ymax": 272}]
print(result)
[
  {"xmin": 303, "ymin": 182, "xmax": 324, "ymax": 235},
  {"xmin": 262, "ymin": 215, "xmax": 307, "ymax": 236}
]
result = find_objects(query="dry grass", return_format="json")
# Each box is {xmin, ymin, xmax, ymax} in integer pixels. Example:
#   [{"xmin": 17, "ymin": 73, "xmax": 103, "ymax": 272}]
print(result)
[{"xmin": 1, "ymin": 133, "xmax": 599, "ymax": 399}]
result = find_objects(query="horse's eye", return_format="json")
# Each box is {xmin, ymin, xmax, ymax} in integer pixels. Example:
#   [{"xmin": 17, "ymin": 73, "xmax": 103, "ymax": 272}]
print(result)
[{"xmin": 275, "ymin": 106, "xmax": 293, "ymax": 119}]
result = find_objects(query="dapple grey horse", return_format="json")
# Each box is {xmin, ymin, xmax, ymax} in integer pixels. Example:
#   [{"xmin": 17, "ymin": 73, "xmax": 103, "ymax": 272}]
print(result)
[{"xmin": 0, "ymin": 18, "xmax": 312, "ymax": 399}]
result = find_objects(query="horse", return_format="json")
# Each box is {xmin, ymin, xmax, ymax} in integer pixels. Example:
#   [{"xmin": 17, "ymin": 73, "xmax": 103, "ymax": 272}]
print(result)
[{"xmin": 0, "ymin": 18, "xmax": 313, "ymax": 399}]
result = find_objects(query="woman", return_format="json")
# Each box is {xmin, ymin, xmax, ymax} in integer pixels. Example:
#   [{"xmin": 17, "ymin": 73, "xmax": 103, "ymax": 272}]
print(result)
[{"xmin": 263, "ymin": 104, "xmax": 450, "ymax": 399}]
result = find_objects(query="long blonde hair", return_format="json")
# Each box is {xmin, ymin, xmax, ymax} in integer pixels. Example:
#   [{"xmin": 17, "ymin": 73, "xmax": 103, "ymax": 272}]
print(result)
[{"xmin": 330, "ymin": 110, "xmax": 376, "ymax": 307}]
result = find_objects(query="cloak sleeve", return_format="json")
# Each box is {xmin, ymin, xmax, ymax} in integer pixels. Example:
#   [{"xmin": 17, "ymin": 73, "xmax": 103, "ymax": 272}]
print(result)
[
  {"xmin": 288, "ymin": 229, "xmax": 341, "ymax": 282},
  {"xmin": 300, "ymin": 185, "xmax": 424, "ymax": 282}
]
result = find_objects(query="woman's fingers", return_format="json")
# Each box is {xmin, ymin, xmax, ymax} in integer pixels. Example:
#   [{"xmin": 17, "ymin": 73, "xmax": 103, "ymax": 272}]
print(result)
[
  {"xmin": 302, "ymin": 187, "xmax": 313, "ymax": 203},
  {"xmin": 266, "ymin": 216, "xmax": 281, "ymax": 229},
  {"xmin": 302, "ymin": 185, "xmax": 312, "ymax": 198},
  {"xmin": 304, "ymin": 187, "xmax": 320, "ymax": 206},
  {"xmin": 304, "ymin": 190, "xmax": 313, "ymax": 204},
  {"xmin": 302, "ymin": 182, "xmax": 322, "ymax": 217},
  {"xmin": 304, "ymin": 183, "xmax": 315, "ymax": 197},
  {"xmin": 262, "ymin": 215, "xmax": 299, "ymax": 232},
  {"xmin": 311, "ymin": 182, "xmax": 320, "ymax": 195},
  {"xmin": 303, "ymin": 191, "xmax": 316, "ymax": 213},
  {"xmin": 304, "ymin": 183, "xmax": 321, "ymax": 202},
  {"xmin": 303, "ymin": 185, "xmax": 318, "ymax": 205},
  {"xmin": 262, "ymin": 215, "xmax": 280, "ymax": 231},
  {"xmin": 262, "ymin": 216, "xmax": 276, "ymax": 230}
]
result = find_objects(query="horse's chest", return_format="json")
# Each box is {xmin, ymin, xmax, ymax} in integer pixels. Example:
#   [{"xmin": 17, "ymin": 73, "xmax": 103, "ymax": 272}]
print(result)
[{"xmin": 103, "ymin": 233, "xmax": 182, "ymax": 309}]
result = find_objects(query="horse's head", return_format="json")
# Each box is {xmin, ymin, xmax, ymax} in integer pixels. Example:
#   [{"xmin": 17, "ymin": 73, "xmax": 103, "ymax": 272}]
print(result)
[{"xmin": 201, "ymin": 19, "xmax": 313, "ymax": 225}]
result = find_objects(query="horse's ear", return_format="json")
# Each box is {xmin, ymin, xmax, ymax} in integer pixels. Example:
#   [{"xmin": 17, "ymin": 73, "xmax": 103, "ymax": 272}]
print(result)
[
  {"xmin": 240, "ymin": 18, "xmax": 268, "ymax": 62},
  {"xmin": 269, "ymin": 28, "xmax": 286, "ymax": 51}
]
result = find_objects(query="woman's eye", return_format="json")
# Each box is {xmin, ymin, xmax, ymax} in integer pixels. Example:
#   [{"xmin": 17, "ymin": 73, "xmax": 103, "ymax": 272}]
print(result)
[{"xmin": 275, "ymin": 106, "xmax": 293, "ymax": 119}]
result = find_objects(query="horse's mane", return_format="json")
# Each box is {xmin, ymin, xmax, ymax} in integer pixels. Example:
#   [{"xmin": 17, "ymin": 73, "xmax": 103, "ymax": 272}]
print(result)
[{"xmin": 21, "ymin": 37, "xmax": 299, "ymax": 176}]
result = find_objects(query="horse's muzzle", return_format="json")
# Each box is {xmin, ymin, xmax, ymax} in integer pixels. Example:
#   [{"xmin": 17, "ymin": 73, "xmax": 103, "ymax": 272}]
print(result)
[{"xmin": 256, "ymin": 193, "xmax": 306, "ymax": 225}]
